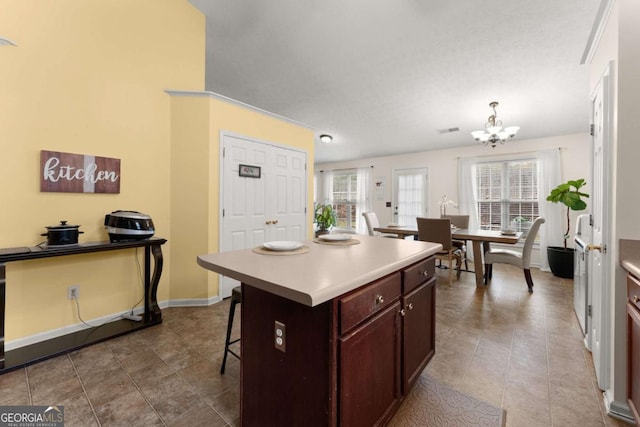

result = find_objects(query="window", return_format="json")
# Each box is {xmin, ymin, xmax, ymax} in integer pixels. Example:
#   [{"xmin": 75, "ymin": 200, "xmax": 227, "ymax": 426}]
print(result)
[
  {"xmin": 476, "ymin": 159, "xmax": 539, "ymax": 234},
  {"xmin": 332, "ymin": 171, "xmax": 359, "ymax": 231}
]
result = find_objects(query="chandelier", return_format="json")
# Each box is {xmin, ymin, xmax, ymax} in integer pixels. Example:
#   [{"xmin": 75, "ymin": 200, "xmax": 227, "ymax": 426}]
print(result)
[{"xmin": 471, "ymin": 101, "xmax": 519, "ymax": 148}]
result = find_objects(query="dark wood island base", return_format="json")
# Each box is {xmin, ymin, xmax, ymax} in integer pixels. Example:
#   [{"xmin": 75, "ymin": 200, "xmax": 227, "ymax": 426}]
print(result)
[{"xmin": 241, "ymin": 256, "xmax": 436, "ymax": 427}]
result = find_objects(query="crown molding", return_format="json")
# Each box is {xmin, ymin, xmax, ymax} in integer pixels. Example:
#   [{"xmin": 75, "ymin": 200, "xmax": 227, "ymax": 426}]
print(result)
[
  {"xmin": 165, "ymin": 90, "xmax": 315, "ymax": 131},
  {"xmin": 581, "ymin": 0, "xmax": 616, "ymax": 65}
]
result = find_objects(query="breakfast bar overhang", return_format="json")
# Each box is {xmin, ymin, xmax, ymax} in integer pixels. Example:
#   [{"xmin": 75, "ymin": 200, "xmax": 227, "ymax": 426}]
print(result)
[{"xmin": 198, "ymin": 235, "xmax": 442, "ymax": 426}]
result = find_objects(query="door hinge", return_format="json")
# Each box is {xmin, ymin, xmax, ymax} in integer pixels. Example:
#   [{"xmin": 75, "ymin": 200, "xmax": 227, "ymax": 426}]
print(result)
[
  {"xmin": 588, "ymin": 305, "xmax": 592, "ymax": 317},
  {"xmin": 222, "ymin": 208, "xmax": 225, "ymax": 217},
  {"xmin": 590, "ymin": 124, "xmax": 594, "ymax": 136}
]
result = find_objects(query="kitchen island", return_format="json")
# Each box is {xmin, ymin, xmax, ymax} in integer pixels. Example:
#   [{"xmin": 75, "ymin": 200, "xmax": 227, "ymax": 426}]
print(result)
[{"xmin": 197, "ymin": 235, "xmax": 442, "ymax": 426}]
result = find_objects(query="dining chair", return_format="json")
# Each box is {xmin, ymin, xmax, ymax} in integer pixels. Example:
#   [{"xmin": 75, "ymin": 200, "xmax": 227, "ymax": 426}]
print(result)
[
  {"xmin": 442, "ymin": 214, "xmax": 469, "ymax": 271},
  {"xmin": 362, "ymin": 212, "xmax": 397, "ymax": 238},
  {"xmin": 484, "ymin": 217, "xmax": 546, "ymax": 292},
  {"xmin": 416, "ymin": 217, "xmax": 462, "ymax": 285}
]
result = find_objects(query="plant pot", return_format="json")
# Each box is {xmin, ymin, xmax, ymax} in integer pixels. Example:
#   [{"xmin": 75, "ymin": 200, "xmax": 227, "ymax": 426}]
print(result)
[
  {"xmin": 547, "ymin": 246, "xmax": 575, "ymax": 279},
  {"xmin": 315, "ymin": 230, "xmax": 329, "ymax": 238}
]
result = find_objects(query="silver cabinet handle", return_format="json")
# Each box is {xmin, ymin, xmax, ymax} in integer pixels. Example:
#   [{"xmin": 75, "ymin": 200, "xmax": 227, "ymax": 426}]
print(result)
[
  {"xmin": 375, "ymin": 295, "xmax": 384, "ymax": 305},
  {"xmin": 399, "ymin": 308, "xmax": 406, "ymax": 317},
  {"xmin": 408, "ymin": 303, "xmax": 414, "ymax": 310}
]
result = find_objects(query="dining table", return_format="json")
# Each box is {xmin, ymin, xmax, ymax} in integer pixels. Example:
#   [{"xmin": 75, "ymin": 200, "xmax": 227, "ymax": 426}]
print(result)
[{"xmin": 374, "ymin": 225, "xmax": 523, "ymax": 287}]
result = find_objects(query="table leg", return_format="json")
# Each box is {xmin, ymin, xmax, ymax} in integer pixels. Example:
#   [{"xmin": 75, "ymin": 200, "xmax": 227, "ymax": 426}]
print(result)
[
  {"xmin": 0, "ymin": 263, "xmax": 5, "ymax": 367},
  {"xmin": 144, "ymin": 244, "xmax": 164, "ymax": 322},
  {"xmin": 471, "ymin": 241, "xmax": 484, "ymax": 287}
]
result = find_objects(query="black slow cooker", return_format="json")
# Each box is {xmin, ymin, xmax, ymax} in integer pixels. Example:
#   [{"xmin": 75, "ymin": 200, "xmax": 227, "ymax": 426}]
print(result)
[
  {"xmin": 41, "ymin": 221, "xmax": 84, "ymax": 246},
  {"xmin": 104, "ymin": 210, "xmax": 155, "ymax": 242}
]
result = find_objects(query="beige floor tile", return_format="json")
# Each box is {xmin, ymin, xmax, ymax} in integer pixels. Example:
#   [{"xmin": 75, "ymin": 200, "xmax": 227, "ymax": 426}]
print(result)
[{"xmin": 0, "ymin": 264, "xmax": 629, "ymax": 427}]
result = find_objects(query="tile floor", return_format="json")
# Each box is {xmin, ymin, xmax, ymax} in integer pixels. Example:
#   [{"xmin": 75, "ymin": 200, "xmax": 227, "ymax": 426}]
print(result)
[{"xmin": 0, "ymin": 264, "xmax": 633, "ymax": 426}]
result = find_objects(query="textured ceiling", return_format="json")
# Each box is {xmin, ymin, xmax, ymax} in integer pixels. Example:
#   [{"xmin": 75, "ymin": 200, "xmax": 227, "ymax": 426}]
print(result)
[{"xmin": 188, "ymin": 0, "xmax": 600, "ymax": 163}]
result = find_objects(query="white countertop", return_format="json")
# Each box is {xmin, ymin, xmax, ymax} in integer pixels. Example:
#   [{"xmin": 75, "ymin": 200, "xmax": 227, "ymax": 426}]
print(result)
[
  {"xmin": 197, "ymin": 235, "xmax": 442, "ymax": 307},
  {"xmin": 621, "ymin": 239, "xmax": 640, "ymax": 278}
]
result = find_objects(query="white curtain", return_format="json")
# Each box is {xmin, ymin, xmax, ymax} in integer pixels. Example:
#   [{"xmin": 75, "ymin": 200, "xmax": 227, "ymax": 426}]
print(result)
[
  {"xmin": 536, "ymin": 148, "xmax": 562, "ymax": 271},
  {"xmin": 458, "ymin": 156, "xmax": 480, "ymax": 230},
  {"xmin": 355, "ymin": 167, "xmax": 372, "ymax": 234},
  {"xmin": 320, "ymin": 170, "xmax": 334, "ymax": 204}
]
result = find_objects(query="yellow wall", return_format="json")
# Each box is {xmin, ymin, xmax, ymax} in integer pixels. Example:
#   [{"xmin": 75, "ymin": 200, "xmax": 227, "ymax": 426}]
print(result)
[
  {"xmin": 168, "ymin": 93, "xmax": 315, "ymax": 300},
  {"xmin": 0, "ymin": 1, "xmax": 204, "ymax": 340}
]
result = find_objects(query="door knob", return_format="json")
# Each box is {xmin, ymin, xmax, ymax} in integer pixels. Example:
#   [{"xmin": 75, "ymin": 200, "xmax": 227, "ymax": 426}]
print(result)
[
  {"xmin": 273, "ymin": 220, "xmax": 278, "ymax": 224},
  {"xmin": 266, "ymin": 220, "xmax": 272, "ymax": 225}
]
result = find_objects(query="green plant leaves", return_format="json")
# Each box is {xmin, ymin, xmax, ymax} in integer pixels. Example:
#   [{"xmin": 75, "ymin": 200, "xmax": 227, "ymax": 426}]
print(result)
[
  {"xmin": 546, "ymin": 179, "xmax": 589, "ymax": 211},
  {"xmin": 314, "ymin": 203, "xmax": 337, "ymax": 230}
]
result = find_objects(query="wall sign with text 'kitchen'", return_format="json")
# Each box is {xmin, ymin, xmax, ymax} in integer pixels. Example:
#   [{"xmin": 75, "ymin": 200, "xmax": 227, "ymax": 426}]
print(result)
[{"xmin": 40, "ymin": 150, "xmax": 121, "ymax": 193}]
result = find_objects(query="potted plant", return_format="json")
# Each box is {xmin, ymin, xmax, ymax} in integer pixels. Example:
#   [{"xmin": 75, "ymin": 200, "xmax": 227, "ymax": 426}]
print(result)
[
  {"xmin": 314, "ymin": 203, "xmax": 337, "ymax": 237},
  {"xmin": 545, "ymin": 178, "xmax": 589, "ymax": 278}
]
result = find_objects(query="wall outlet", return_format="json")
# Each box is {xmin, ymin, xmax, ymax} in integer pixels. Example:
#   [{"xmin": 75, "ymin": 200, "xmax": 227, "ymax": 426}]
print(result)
[
  {"xmin": 67, "ymin": 285, "xmax": 79, "ymax": 300},
  {"xmin": 274, "ymin": 321, "xmax": 286, "ymax": 352}
]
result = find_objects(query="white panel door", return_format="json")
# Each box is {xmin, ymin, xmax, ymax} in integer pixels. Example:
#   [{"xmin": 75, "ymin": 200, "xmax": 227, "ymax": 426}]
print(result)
[
  {"xmin": 267, "ymin": 148, "xmax": 307, "ymax": 242},
  {"xmin": 589, "ymin": 65, "xmax": 611, "ymax": 390},
  {"xmin": 220, "ymin": 134, "xmax": 307, "ymax": 298},
  {"xmin": 392, "ymin": 168, "xmax": 428, "ymax": 227},
  {"xmin": 223, "ymin": 135, "xmax": 269, "ymax": 251}
]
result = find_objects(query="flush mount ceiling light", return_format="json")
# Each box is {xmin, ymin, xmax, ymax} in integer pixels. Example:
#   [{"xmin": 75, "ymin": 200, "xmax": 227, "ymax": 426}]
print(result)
[
  {"xmin": 471, "ymin": 102, "xmax": 519, "ymax": 148},
  {"xmin": 319, "ymin": 134, "xmax": 333, "ymax": 144},
  {"xmin": 0, "ymin": 37, "xmax": 17, "ymax": 47}
]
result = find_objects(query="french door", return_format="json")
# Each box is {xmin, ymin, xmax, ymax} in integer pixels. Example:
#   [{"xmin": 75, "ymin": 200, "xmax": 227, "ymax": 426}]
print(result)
[
  {"xmin": 392, "ymin": 168, "xmax": 428, "ymax": 228},
  {"xmin": 589, "ymin": 63, "xmax": 612, "ymax": 390},
  {"xmin": 220, "ymin": 133, "xmax": 307, "ymax": 298}
]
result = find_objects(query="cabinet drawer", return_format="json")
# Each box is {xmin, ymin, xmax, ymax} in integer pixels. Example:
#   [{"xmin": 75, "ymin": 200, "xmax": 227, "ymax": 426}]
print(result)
[
  {"xmin": 339, "ymin": 272, "xmax": 401, "ymax": 335},
  {"xmin": 402, "ymin": 257, "xmax": 435, "ymax": 294},
  {"xmin": 628, "ymin": 274, "xmax": 640, "ymax": 311}
]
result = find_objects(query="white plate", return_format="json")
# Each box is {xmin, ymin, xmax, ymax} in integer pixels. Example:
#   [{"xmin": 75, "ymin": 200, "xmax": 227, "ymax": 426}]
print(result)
[
  {"xmin": 387, "ymin": 223, "xmax": 400, "ymax": 227},
  {"xmin": 263, "ymin": 241, "xmax": 303, "ymax": 251},
  {"xmin": 500, "ymin": 230, "xmax": 517, "ymax": 236},
  {"xmin": 319, "ymin": 234, "xmax": 351, "ymax": 241}
]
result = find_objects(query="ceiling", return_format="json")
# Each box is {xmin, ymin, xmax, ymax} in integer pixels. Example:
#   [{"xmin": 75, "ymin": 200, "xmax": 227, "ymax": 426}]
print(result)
[{"xmin": 188, "ymin": 0, "xmax": 601, "ymax": 163}]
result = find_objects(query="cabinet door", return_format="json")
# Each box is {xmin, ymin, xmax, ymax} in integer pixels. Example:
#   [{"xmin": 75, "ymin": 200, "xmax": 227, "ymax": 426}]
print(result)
[
  {"xmin": 628, "ymin": 302, "xmax": 640, "ymax": 424},
  {"xmin": 402, "ymin": 277, "xmax": 436, "ymax": 394},
  {"xmin": 339, "ymin": 302, "xmax": 401, "ymax": 427}
]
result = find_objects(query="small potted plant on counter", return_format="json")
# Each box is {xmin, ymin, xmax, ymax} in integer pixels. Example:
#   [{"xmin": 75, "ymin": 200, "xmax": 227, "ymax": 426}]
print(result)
[
  {"xmin": 314, "ymin": 203, "xmax": 337, "ymax": 237},
  {"xmin": 546, "ymin": 178, "xmax": 589, "ymax": 278}
]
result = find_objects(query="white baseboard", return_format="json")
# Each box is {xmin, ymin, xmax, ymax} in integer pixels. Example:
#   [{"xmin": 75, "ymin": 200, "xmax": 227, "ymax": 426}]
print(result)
[
  {"xmin": 166, "ymin": 296, "xmax": 221, "ymax": 307},
  {"xmin": 603, "ymin": 391, "xmax": 634, "ymax": 423},
  {"xmin": 5, "ymin": 296, "xmax": 222, "ymax": 351}
]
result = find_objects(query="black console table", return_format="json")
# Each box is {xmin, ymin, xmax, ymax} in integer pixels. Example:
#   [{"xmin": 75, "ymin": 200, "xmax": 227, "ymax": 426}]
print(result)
[{"xmin": 0, "ymin": 237, "xmax": 167, "ymax": 374}]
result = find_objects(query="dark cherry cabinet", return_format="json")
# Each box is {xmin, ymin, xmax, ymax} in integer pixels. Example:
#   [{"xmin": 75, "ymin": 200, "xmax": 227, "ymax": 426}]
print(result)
[
  {"xmin": 240, "ymin": 255, "xmax": 436, "ymax": 426},
  {"xmin": 339, "ymin": 302, "xmax": 402, "ymax": 427},
  {"xmin": 402, "ymin": 277, "xmax": 436, "ymax": 393},
  {"xmin": 627, "ymin": 273, "xmax": 640, "ymax": 424}
]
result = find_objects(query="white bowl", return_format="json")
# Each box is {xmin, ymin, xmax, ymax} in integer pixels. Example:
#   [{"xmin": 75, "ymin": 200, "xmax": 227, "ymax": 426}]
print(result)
[{"xmin": 263, "ymin": 241, "xmax": 303, "ymax": 251}]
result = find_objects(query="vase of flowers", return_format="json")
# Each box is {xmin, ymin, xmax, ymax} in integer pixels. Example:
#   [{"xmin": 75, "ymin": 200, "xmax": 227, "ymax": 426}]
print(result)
[{"xmin": 438, "ymin": 195, "xmax": 458, "ymax": 216}]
